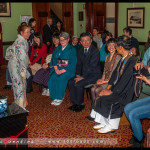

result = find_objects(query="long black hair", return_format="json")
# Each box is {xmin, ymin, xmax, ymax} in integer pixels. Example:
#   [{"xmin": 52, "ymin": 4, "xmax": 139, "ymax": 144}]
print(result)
[
  {"xmin": 28, "ymin": 18, "xmax": 36, "ymax": 27},
  {"xmin": 33, "ymin": 32, "xmax": 43, "ymax": 49}
]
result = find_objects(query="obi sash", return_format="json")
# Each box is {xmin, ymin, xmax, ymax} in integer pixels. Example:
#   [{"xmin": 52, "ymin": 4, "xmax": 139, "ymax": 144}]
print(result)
[{"xmin": 57, "ymin": 59, "xmax": 68, "ymax": 67}]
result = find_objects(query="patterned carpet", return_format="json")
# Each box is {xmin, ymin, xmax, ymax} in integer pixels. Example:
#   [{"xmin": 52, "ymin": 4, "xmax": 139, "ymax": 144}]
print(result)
[{"xmin": 0, "ymin": 63, "xmax": 149, "ymax": 148}]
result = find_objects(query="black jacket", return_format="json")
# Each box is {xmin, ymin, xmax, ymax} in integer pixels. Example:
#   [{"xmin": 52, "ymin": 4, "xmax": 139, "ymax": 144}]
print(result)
[
  {"xmin": 43, "ymin": 24, "xmax": 54, "ymax": 45},
  {"xmin": 76, "ymin": 44, "xmax": 101, "ymax": 79}
]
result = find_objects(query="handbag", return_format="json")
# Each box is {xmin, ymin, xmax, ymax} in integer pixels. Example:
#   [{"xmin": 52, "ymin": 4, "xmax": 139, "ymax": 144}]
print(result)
[{"xmin": 133, "ymin": 66, "xmax": 143, "ymax": 98}]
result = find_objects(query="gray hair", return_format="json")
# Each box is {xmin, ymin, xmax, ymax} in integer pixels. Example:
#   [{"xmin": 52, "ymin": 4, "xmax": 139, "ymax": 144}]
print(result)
[
  {"xmin": 59, "ymin": 32, "xmax": 70, "ymax": 40},
  {"xmin": 72, "ymin": 35, "xmax": 78, "ymax": 40}
]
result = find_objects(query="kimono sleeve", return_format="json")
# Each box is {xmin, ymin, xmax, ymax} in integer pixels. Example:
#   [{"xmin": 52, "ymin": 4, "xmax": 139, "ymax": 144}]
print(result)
[
  {"xmin": 65, "ymin": 47, "xmax": 77, "ymax": 74},
  {"xmin": 15, "ymin": 42, "xmax": 29, "ymax": 74}
]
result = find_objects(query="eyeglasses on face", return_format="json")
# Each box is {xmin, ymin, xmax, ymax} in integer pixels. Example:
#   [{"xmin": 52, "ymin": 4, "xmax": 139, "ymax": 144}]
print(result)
[{"xmin": 60, "ymin": 39, "xmax": 67, "ymax": 42}]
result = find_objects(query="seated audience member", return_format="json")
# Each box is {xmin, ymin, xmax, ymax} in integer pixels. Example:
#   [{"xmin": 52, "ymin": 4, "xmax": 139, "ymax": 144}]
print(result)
[
  {"xmin": 29, "ymin": 32, "xmax": 47, "ymax": 75},
  {"xmin": 124, "ymin": 74, "xmax": 150, "ymax": 147},
  {"xmin": 90, "ymin": 38, "xmax": 121, "ymax": 105},
  {"xmin": 145, "ymin": 30, "xmax": 150, "ymax": 51},
  {"xmin": 69, "ymin": 35, "xmax": 82, "ymax": 53},
  {"xmin": 32, "ymin": 33, "xmax": 60, "ymax": 96},
  {"xmin": 89, "ymin": 35, "xmax": 136, "ymax": 134},
  {"xmin": 48, "ymin": 33, "xmax": 60, "ymax": 55},
  {"xmin": 100, "ymin": 31, "xmax": 113, "ymax": 73},
  {"xmin": 123, "ymin": 27, "xmax": 139, "ymax": 50},
  {"xmin": 68, "ymin": 32, "xmax": 101, "ymax": 112},
  {"xmin": 54, "ymin": 20, "xmax": 65, "ymax": 34},
  {"xmin": 47, "ymin": 32, "xmax": 77, "ymax": 106},
  {"xmin": 92, "ymin": 27, "xmax": 103, "ymax": 51},
  {"xmin": 28, "ymin": 18, "xmax": 36, "ymax": 57},
  {"xmin": 135, "ymin": 45, "xmax": 150, "ymax": 70}
]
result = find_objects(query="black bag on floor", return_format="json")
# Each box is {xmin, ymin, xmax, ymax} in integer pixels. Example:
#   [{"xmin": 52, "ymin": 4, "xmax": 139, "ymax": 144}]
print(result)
[{"xmin": 26, "ymin": 68, "xmax": 33, "ymax": 94}]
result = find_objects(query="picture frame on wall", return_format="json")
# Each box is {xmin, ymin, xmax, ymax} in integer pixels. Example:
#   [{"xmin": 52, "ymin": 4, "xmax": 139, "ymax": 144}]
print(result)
[
  {"xmin": 21, "ymin": 15, "xmax": 32, "ymax": 24},
  {"xmin": 127, "ymin": 8, "xmax": 145, "ymax": 28},
  {"xmin": 0, "ymin": 3, "xmax": 11, "ymax": 17}
]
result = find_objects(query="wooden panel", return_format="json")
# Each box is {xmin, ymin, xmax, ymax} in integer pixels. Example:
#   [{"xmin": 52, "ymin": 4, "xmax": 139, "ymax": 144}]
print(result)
[
  {"xmin": 86, "ymin": 3, "xmax": 93, "ymax": 34},
  {"xmin": 86, "ymin": 3, "xmax": 106, "ymax": 34},
  {"xmin": 97, "ymin": 16, "xmax": 104, "ymax": 32},
  {"xmin": 32, "ymin": 3, "xmax": 50, "ymax": 35},
  {"xmin": 115, "ymin": 3, "xmax": 118, "ymax": 38},
  {"xmin": 62, "ymin": 3, "xmax": 73, "ymax": 37}
]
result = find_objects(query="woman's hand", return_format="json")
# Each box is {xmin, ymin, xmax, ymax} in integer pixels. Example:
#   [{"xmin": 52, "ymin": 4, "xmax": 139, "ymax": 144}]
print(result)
[
  {"xmin": 98, "ymin": 89, "xmax": 112, "ymax": 97},
  {"xmin": 59, "ymin": 69, "xmax": 66, "ymax": 74},
  {"xmin": 42, "ymin": 63, "xmax": 48, "ymax": 69},
  {"xmin": 134, "ymin": 62, "xmax": 144, "ymax": 70},
  {"xmin": 136, "ymin": 74, "xmax": 148, "ymax": 83},
  {"xmin": 96, "ymin": 79, "xmax": 104, "ymax": 85}
]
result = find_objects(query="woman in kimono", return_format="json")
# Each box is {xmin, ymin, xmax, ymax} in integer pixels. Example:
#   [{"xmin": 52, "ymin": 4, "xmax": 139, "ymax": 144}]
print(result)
[
  {"xmin": 5, "ymin": 25, "xmax": 30, "ymax": 110},
  {"xmin": 47, "ymin": 32, "xmax": 77, "ymax": 106},
  {"xmin": 89, "ymin": 35, "xmax": 137, "ymax": 133}
]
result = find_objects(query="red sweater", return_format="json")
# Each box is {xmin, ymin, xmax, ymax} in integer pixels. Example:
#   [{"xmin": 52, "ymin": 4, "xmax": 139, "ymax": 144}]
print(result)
[{"xmin": 30, "ymin": 43, "xmax": 47, "ymax": 65}]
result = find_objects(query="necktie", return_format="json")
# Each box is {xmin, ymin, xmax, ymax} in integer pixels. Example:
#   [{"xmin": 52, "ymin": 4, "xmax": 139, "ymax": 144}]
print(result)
[{"xmin": 84, "ymin": 49, "xmax": 88, "ymax": 55}]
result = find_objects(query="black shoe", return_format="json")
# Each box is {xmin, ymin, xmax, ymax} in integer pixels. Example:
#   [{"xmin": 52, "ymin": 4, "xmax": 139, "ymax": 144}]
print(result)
[
  {"xmin": 3, "ymin": 85, "xmax": 12, "ymax": 90},
  {"xmin": 128, "ymin": 135, "xmax": 145, "ymax": 148},
  {"xmin": 67, "ymin": 104, "xmax": 78, "ymax": 111},
  {"xmin": 129, "ymin": 132, "xmax": 146, "ymax": 144},
  {"xmin": 85, "ymin": 116, "xmax": 94, "ymax": 121},
  {"xmin": 73, "ymin": 105, "xmax": 85, "ymax": 112}
]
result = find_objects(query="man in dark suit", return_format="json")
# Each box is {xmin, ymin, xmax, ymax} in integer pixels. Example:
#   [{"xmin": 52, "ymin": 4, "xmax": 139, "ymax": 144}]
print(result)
[
  {"xmin": 123, "ymin": 27, "xmax": 139, "ymax": 50},
  {"xmin": 68, "ymin": 32, "xmax": 102, "ymax": 112},
  {"xmin": 43, "ymin": 17, "xmax": 54, "ymax": 54}
]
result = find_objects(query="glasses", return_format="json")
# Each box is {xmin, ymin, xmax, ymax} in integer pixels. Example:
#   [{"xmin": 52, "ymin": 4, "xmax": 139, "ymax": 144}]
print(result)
[{"xmin": 60, "ymin": 39, "xmax": 67, "ymax": 42}]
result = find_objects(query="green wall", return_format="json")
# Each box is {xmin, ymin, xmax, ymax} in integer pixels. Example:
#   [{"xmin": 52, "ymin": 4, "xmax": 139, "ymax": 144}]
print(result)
[
  {"xmin": 73, "ymin": 3, "xmax": 86, "ymax": 38},
  {"xmin": 1, "ymin": 2, "xmax": 32, "ymax": 56},
  {"xmin": 118, "ymin": 3, "xmax": 150, "ymax": 58}
]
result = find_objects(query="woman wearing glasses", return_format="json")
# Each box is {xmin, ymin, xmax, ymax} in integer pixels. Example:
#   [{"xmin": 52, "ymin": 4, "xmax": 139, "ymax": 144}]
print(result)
[{"xmin": 47, "ymin": 32, "xmax": 77, "ymax": 106}]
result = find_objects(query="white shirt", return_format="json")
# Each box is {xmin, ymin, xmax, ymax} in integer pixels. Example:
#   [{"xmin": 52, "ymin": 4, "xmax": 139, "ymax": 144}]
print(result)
[{"xmin": 62, "ymin": 45, "xmax": 68, "ymax": 51}]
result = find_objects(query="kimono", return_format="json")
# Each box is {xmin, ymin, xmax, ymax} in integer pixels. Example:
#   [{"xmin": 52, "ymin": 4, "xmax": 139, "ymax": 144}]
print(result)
[
  {"xmin": 90, "ymin": 52, "xmax": 137, "ymax": 129},
  {"xmin": 5, "ymin": 34, "xmax": 30, "ymax": 108},
  {"xmin": 47, "ymin": 44, "xmax": 77, "ymax": 100}
]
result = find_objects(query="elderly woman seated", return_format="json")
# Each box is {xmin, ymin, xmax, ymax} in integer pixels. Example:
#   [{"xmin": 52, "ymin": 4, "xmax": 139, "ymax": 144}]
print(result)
[
  {"xmin": 47, "ymin": 32, "xmax": 77, "ymax": 106},
  {"xmin": 69, "ymin": 35, "xmax": 82, "ymax": 53},
  {"xmin": 89, "ymin": 35, "xmax": 137, "ymax": 134}
]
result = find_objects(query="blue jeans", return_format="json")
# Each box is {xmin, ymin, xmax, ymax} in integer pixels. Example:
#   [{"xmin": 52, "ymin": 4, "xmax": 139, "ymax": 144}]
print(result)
[
  {"xmin": 124, "ymin": 97, "xmax": 150, "ymax": 141},
  {"xmin": 6, "ymin": 68, "xmax": 12, "ymax": 83}
]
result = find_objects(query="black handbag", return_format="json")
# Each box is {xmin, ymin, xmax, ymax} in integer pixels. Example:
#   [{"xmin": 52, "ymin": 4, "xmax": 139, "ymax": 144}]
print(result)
[{"xmin": 133, "ymin": 66, "xmax": 143, "ymax": 98}]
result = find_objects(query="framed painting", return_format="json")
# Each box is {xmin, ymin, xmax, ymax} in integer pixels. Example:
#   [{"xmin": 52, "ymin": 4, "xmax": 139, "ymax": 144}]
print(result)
[
  {"xmin": 127, "ymin": 8, "xmax": 145, "ymax": 28},
  {"xmin": 0, "ymin": 3, "xmax": 11, "ymax": 17}
]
